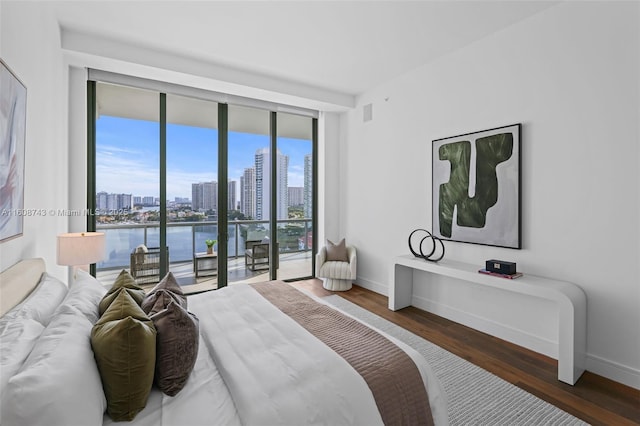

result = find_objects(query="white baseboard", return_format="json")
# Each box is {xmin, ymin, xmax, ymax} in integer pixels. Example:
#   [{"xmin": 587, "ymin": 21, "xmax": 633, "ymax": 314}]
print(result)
[
  {"xmin": 586, "ymin": 353, "xmax": 640, "ymax": 390},
  {"xmin": 354, "ymin": 275, "xmax": 388, "ymax": 296},
  {"xmin": 410, "ymin": 294, "xmax": 557, "ymax": 359}
]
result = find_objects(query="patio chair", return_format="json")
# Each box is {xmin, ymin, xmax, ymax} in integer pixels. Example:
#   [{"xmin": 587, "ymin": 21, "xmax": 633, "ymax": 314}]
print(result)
[
  {"xmin": 245, "ymin": 239, "xmax": 278, "ymax": 271},
  {"xmin": 130, "ymin": 245, "xmax": 169, "ymax": 285}
]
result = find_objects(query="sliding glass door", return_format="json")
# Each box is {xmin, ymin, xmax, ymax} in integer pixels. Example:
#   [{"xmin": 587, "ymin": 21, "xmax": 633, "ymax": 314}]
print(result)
[
  {"xmin": 227, "ymin": 105, "xmax": 272, "ymax": 284},
  {"xmin": 166, "ymin": 95, "xmax": 219, "ymax": 288},
  {"xmin": 90, "ymin": 79, "xmax": 316, "ymax": 290},
  {"xmin": 93, "ymin": 82, "xmax": 161, "ymax": 286},
  {"xmin": 276, "ymin": 112, "xmax": 314, "ymax": 280}
]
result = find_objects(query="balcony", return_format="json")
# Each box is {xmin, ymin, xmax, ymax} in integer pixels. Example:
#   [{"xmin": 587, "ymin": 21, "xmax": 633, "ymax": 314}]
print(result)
[{"xmin": 96, "ymin": 219, "xmax": 313, "ymax": 293}]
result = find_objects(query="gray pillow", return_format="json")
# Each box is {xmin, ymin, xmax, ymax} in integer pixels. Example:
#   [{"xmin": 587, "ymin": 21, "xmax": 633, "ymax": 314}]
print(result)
[
  {"xmin": 150, "ymin": 300, "xmax": 199, "ymax": 396},
  {"xmin": 144, "ymin": 289, "xmax": 186, "ymax": 316},
  {"xmin": 326, "ymin": 238, "xmax": 349, "ymax": 262},
  {"xmin": 141, "ymin": 272, "xmax": 187, "ymax": 314}
]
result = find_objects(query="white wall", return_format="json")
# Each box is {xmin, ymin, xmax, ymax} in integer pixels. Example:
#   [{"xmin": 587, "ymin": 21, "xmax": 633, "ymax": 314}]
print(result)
[
  {"xmin": 341, "ymin": 1, "xmax": 639, "ymax": 388},
  {"xmin": 0, "ymin": 2, "xmax": 68, "ymax": 280},
  {"xmin": 317, "ymin": 112, "xmax": 342, "ymax": 247}
]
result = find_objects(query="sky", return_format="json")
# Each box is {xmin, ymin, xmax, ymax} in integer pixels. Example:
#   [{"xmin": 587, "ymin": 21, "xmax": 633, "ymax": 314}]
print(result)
[{"xmin": 96, "ymin": 116, "xmax": 311, "ymax": 200}]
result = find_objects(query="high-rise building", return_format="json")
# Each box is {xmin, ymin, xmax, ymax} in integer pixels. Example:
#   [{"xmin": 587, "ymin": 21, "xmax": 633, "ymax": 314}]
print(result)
[
  {"xmin": 304, "ymin": 153, "xmax": 313, "ymax": 218},
  {"xmin": 107, "ymin": 193, "xmax": 118, "ymax": 211},
  {"xmin": 191, "ymin": 183, "xmax": 202, "ymax": 211},
  {"xmin": 255, "ymin": 150, "xmax": 265, "ymax": 220},
  {"xmin": 142, "ymin": 196, "xmax": 155, "ymax": 206},
  {"xmin": 254, "ymin": 148, "xmax": 288, "ymax": 220},
  {"xmin": 241, "ymin": 168, "xmax": 256, "ymax": 219},
  {"xmin": 97, "ymin": 191, "xmax": 108, "ymax": 211},
  {"xmin": 202, "ymin": 181, "xmax": 217, "ymax": 211},
  {"xmin": 228, "ymin": 181, "xmax": 237, "ymax": 211},
  {"xmin": 288, "ymin": 187, "xmax": 304, "ymax": 207},
  {"xmin": 96, "ymin": 192, "xmax": 132, "ymax": 211},
  {"xmin": 119, "ymin": 194, "xmax": 132, "ymax": 209},
  {"xmin": 192, "ymin": 181, "xmax": 217, "ymax": 211}
]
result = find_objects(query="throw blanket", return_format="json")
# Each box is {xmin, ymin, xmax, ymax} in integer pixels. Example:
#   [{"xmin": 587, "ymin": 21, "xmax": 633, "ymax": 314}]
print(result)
[{"xmin": 252, "ymin": 281, "xmax": 435, "ymax": 426}]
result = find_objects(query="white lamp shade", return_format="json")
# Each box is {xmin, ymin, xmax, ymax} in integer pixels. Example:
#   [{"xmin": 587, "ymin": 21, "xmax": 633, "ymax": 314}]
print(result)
[{"xmin": 57, "ymin": 232, "xmax": 106, "ymax": 266}]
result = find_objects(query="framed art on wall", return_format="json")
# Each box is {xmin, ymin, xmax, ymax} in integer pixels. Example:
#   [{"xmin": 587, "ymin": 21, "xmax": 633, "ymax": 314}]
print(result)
[
  {"xmin": 432, "ymin": 123, "xmax": 521, "ymax": 249},
  {"xmin": 0, "ymin": 58, "xmax": 27, "ymax": 243}
]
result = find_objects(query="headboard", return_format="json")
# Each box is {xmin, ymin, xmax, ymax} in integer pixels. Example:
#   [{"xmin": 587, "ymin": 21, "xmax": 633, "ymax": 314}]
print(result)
[{"xmin": 0, "ymin": 258, "xmax": 46, "ymax": 317}]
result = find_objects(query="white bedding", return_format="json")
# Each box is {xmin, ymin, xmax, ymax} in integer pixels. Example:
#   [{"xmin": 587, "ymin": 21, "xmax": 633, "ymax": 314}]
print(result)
[
  {"xmin": 107, "ymin": 283, "xmax": 447, "ymax": 426},
  {"xmin": 1, "ymin": 262, "xmax": 447, "ymax": 426},
  {"xmin": 103, "ymin": 335, "xmax": 240, "ymax": 426}
]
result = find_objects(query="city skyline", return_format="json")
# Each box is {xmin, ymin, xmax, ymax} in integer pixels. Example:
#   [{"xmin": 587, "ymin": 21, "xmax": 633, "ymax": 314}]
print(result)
[{"xmin": 96, "ymin": 115, "xmax": 311, "ymax": 200}]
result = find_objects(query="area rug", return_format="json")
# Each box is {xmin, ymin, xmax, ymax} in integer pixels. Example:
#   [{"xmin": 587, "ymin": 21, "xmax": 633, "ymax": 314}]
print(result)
[{"xmin": 323, "ymin": 295, "xmax": 589, "ymax": 426}]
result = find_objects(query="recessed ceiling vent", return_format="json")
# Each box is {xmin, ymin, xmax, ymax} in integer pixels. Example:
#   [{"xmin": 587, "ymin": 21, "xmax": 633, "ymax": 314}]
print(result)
[{"xmin": 363, "ymin": 103, "xmax": 373, "ymax": 122}]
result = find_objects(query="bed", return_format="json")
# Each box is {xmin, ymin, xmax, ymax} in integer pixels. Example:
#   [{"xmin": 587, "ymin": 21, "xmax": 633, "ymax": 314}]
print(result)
[{"xmin": 0, "ymin": 258, "xmax": 448, "ymax": 425}]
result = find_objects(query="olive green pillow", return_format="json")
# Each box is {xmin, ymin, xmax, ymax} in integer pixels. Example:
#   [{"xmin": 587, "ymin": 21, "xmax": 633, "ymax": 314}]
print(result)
[
  {"xmin": 99, "ymin": 269, "xmax": 146, "ymax": 316},
  {"xmin": 91, "ymin": 289, "xmax": 156, "ymax": 421},
  {"xmin": 141, "ymin": 272, "xmax": 187, "ymax": 315},
  {"xmin": 151, "ymin": 300, "xmax": 199, "ymax": 396}
]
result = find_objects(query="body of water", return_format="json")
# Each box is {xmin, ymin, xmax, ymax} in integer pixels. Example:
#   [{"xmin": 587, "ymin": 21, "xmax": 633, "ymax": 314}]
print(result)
[{"xmin": 97, "ymin": 225, "xmax": 245, "ymax": 269}]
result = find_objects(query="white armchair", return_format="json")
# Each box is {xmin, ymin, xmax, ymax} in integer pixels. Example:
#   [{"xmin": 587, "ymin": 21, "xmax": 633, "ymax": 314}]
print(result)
[{"xmin": 316, "ymin": 244, "xmax": 357, "ymax": 291}]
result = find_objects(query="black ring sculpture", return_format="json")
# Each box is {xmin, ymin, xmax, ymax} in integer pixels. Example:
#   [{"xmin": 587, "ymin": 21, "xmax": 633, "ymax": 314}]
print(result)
[{"xmin": 408, "ymin": 229, "xmax": 445, "ymax": 262}]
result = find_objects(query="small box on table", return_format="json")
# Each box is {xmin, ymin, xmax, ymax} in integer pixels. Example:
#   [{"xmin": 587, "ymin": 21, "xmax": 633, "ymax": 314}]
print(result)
[{"xmin": 485, "ymin": 259, "xmax": 516, "ymax": 275}]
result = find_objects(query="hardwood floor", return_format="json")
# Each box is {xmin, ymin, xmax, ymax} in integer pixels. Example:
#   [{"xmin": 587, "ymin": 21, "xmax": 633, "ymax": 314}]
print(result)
[{"xmin": 291, "ymin": 280, "xmax": 640, "ymax": 426}]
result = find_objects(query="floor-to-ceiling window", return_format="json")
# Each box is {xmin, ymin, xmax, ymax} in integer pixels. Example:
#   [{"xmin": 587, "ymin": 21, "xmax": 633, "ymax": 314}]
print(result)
[
  {"xmin": 89, "ymin": 75, "xmax": 317, "ymax": 291},
  {"xmin": 166, "ymin": 94, "xmax": 219, "ymax": 288},
  {"xmin": 227, "ymin": 105, "xmax": 273, "ymax": 284},
  {"xmin": 93, "ymin": 82, "xmax": 161, "ymax": 284},
  {"xmin": 276, "ymin": 112, "xmax": 314, "ymax": 280}
]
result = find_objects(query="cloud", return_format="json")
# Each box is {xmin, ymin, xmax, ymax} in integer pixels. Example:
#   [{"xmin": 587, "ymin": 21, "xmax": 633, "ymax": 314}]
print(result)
[{"xmin": 97, "ymin": 143, "xmax": 309, "ymax": 198}]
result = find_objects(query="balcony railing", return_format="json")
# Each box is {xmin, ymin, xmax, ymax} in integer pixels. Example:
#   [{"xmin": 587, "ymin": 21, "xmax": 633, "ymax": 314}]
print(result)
[{"xmin": 96, "ymin": 219, "xmax": 313, "ymax": 271}]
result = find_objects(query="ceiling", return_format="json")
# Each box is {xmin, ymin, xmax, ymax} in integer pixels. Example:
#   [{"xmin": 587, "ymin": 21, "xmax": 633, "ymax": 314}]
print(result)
[{"xmin": 52, "ymin": 1, "xmax": 557, "ymax": 98}]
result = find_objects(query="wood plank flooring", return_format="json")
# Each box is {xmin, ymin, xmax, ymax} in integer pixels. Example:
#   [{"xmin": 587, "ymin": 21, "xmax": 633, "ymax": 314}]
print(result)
[{"xmin": 291, "ymin": 280, "xmax": 640, "ymax": 426}]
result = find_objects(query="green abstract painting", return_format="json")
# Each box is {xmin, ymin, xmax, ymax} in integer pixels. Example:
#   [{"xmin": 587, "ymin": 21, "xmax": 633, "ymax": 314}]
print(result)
[{"xmin": 432, "ymin": 124, "xmax": 520, "ymax": 249}]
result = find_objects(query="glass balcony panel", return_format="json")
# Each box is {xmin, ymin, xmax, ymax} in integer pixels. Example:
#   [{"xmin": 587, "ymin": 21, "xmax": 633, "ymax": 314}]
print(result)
[
  {"xmin": 193, "ymin": 224, "xmax": 218, "ymax": 254},
  {"xmin": 96, "ymin": 220, "xmax": 311, "ymax": 290},
  {"xmin": 166, "ymin": 225, "xmax": 193, "ymax": 263},
  {"xmin": 97, "ymin": 226, "xmax": 145, "ymax": 270}
]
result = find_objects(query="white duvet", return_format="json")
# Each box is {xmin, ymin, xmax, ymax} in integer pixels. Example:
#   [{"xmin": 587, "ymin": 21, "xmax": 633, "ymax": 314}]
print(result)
[{"xmin": 105, "ymin": 283, "xmax": 448, "ymax": 426}]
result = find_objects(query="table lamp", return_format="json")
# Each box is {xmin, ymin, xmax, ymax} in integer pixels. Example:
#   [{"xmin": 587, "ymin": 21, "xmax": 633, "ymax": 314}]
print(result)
[{"xmin": 57, "ymin": 232, "xmax": 106, "ymax": 278}]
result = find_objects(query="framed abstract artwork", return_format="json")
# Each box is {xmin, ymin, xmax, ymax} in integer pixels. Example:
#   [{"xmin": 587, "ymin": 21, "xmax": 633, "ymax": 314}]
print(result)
[
  {"xmin": 0, "ymin": 59, "xmax": 27, "ymax": 243},
  {"xmin": 432, "ymin": 123, "xmax": 521, "ymax": 249}
]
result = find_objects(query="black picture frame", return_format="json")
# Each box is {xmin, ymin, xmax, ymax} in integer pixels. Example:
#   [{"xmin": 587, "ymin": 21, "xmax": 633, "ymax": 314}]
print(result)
[{"xmin": 432, "ymin": 123, "xmax": 521, "ymax": 249}]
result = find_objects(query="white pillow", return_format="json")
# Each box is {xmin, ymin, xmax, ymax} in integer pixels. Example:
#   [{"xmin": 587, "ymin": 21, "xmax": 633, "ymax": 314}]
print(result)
[
  {"xmin": 55, "ymin": 269, "xmax": 108, "ymax": 324},
  {"xmin": 0, "ymin": 273, "xmax": 68, "ymax": 331},
  {"xmin": 0, "ymin": 319, "xmax": 45, "ymax": 400},
  {"xmin": 1, "ymin": 304, "xmax": 107, "ymax": 426},
  {"xmin": 135, "ymin": 244, "xmax": 148, "ymax": 253}
]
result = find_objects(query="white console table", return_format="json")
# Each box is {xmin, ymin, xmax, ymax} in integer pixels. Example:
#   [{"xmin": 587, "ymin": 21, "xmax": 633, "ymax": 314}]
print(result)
[{"xmin": 389, "ymin": 255, "xmax": 587, "ymax": 385}]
